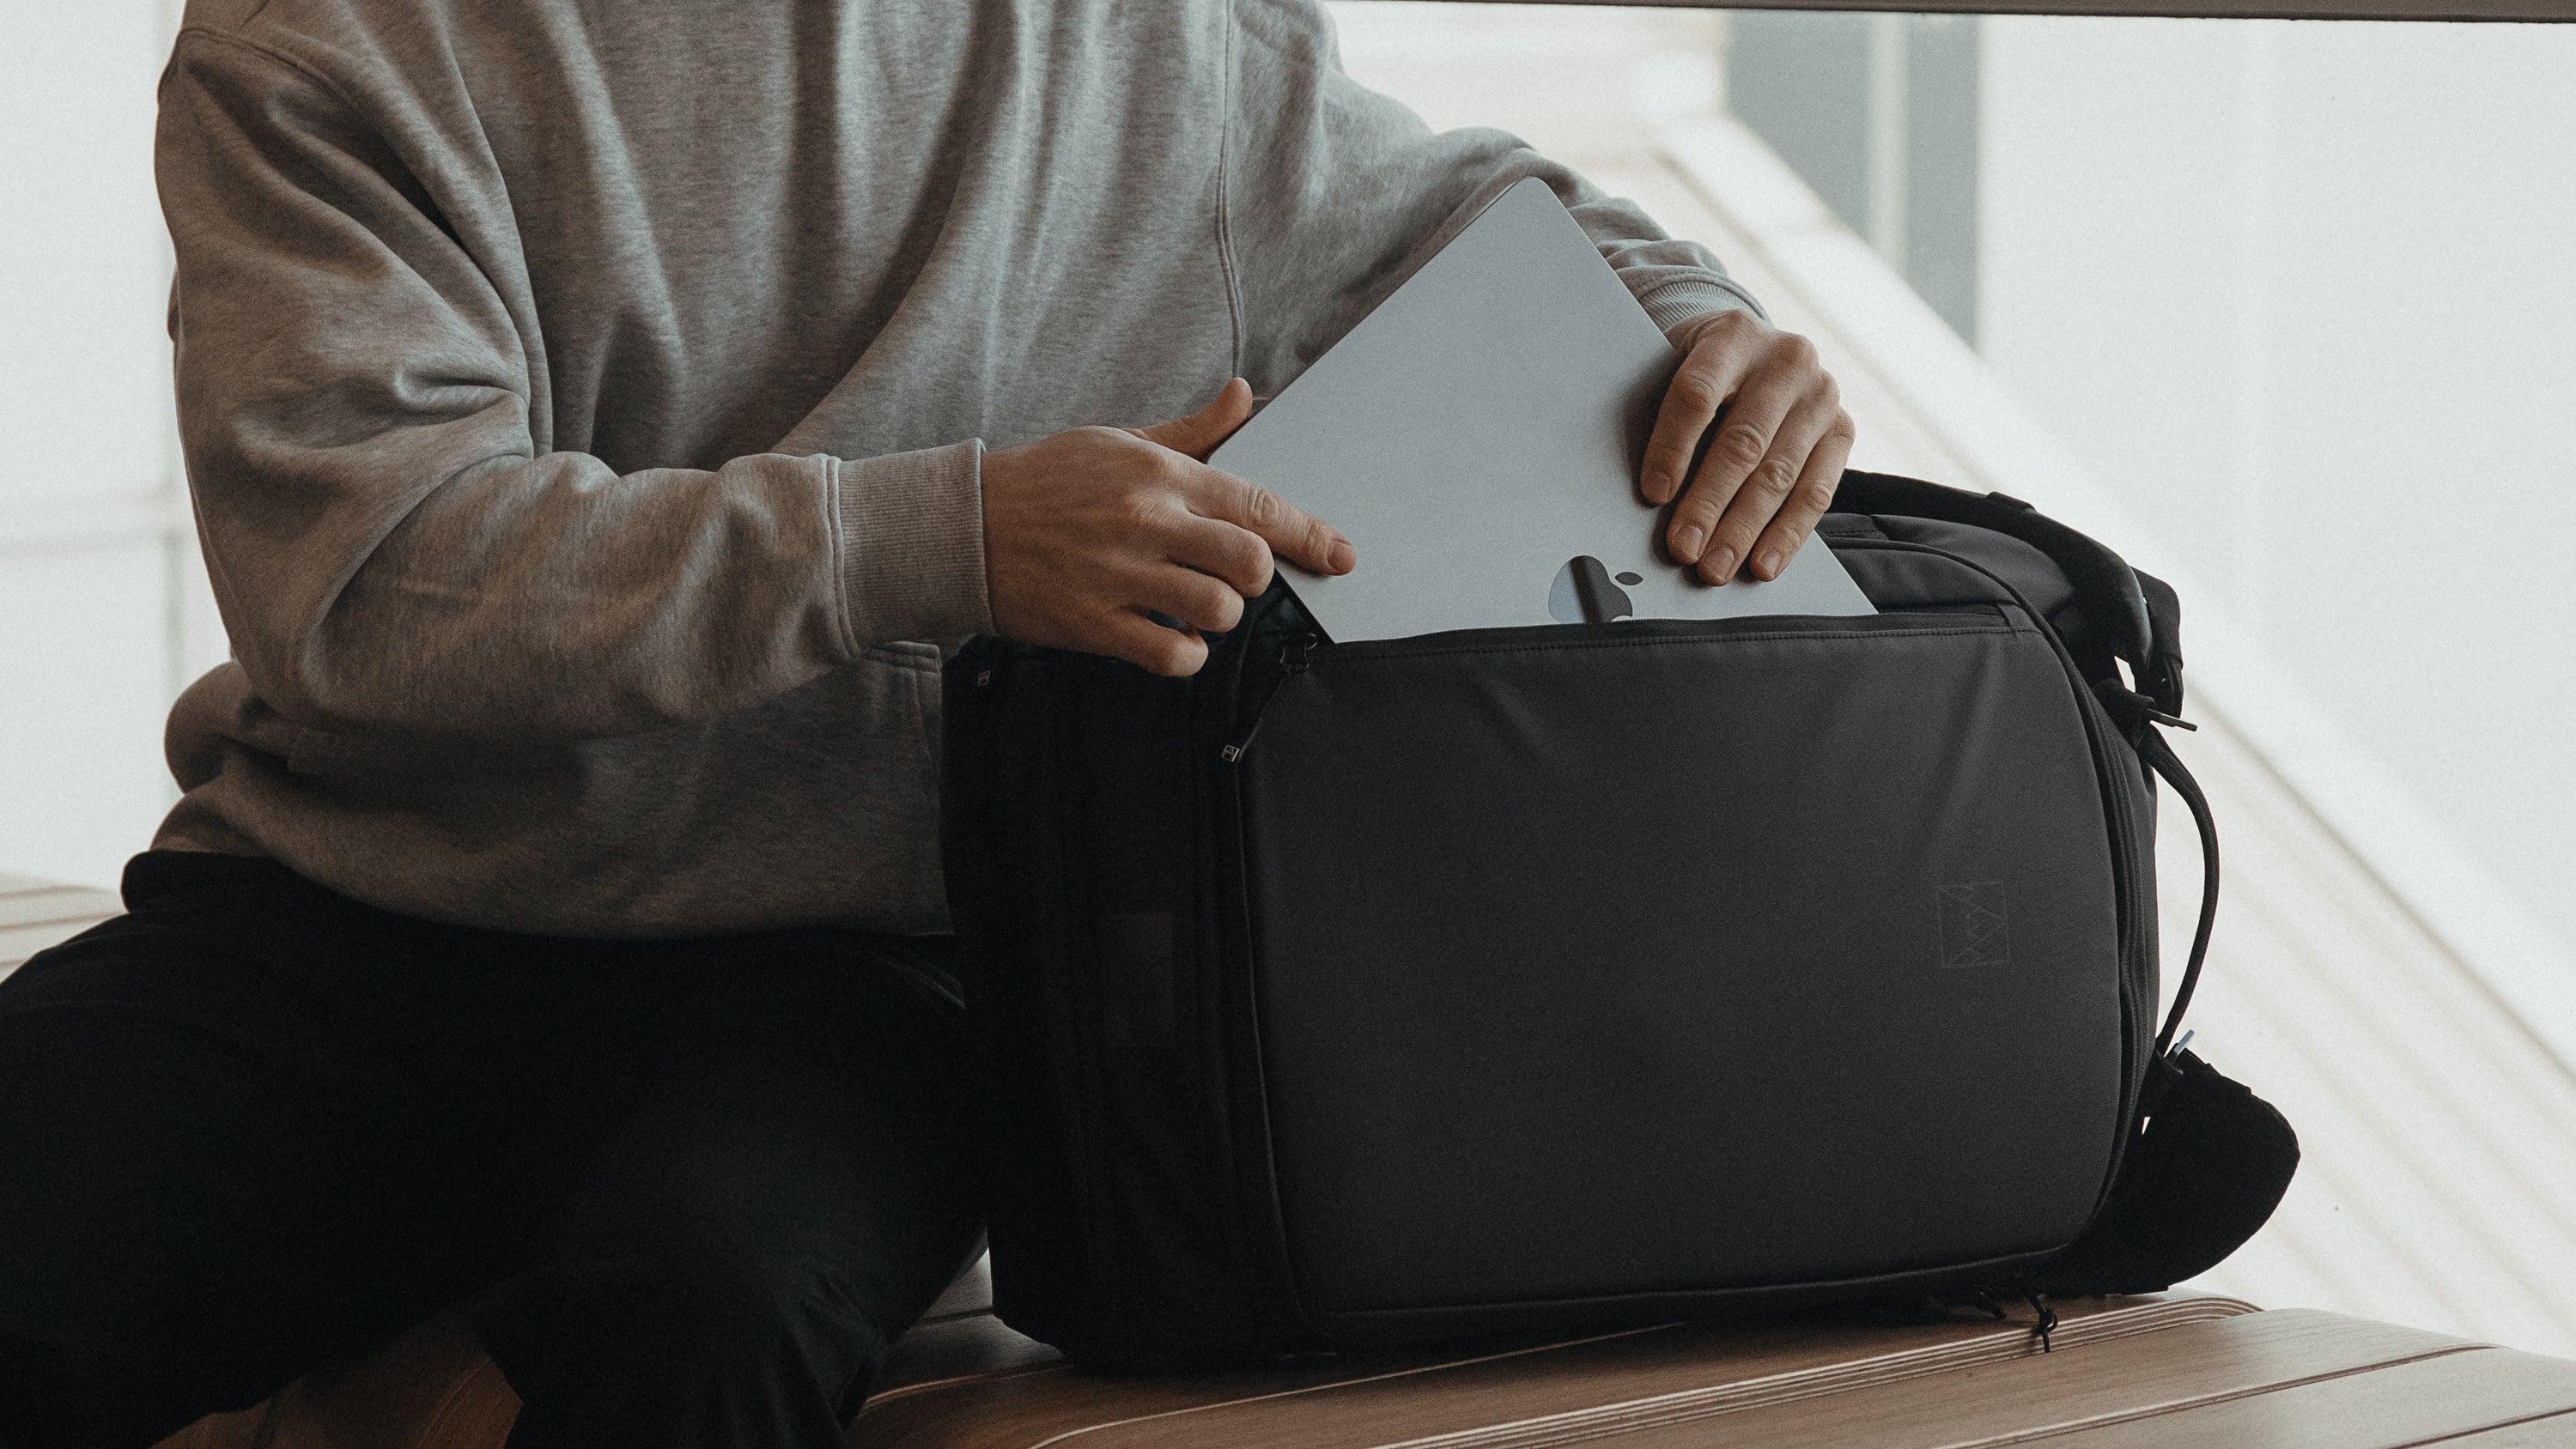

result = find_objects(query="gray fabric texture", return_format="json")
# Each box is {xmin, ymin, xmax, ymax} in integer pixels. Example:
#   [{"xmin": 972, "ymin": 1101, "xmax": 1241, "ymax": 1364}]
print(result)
[{"xmin": 151, "ymin": 0, "xmax": 1765, "ymax": 937}]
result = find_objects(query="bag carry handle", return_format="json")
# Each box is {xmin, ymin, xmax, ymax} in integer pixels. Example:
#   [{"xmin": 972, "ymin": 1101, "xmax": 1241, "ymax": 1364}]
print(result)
[{"xmin": 1833, "ymin": 471, "xmax": 2186, "ymax": 717}]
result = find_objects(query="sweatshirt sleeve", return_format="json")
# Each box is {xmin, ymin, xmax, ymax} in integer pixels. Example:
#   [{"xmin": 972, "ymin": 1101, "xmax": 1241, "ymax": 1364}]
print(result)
[
  {"xmin": 155, "ymin": 31, "xmax": 990, "ymax": 746},
  {"xmin": 1223, "ymin": 0, "xmax": 1767, "ymax": 392}
]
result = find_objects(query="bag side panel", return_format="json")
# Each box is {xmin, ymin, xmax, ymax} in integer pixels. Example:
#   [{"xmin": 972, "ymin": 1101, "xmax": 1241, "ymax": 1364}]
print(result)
[
  {"xmin": 945, "ymin": 650, "xmax": 1109, "ymax": 1349},
  {"xmin": 1840, "ymin": 536, "xmax": 2161, "ymax": 1197},
  {"xmin": 1060, "ymin": 658, "xmax": 1285, "ymax": 1364}
]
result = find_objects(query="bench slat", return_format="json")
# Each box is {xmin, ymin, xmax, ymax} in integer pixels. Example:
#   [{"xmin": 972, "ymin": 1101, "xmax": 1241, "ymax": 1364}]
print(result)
[{"xmin": 2038, "ymin": 1343, "xmax": 2576, "ymax": 1448}]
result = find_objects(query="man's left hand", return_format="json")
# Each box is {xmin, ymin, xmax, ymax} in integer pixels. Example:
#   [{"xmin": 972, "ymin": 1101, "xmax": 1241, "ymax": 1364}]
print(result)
[{"xmin": 1640, "ymin": 310, "xmax": 1856, "ymax": 586}]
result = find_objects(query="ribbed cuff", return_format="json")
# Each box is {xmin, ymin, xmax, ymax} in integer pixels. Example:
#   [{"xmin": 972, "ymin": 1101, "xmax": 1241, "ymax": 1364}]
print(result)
[
  {"xmin": 1639, "ymin": 277, "xmax": 1770, "ymax": 340},
  {"xmin": 829, "ymin": 439, "xmax": 993, "ymax": 648}
]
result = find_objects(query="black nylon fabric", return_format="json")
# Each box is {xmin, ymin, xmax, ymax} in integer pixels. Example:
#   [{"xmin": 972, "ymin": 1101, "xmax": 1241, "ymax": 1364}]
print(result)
[
  {"xmin": 945, "ymin": 651, "xmax": 1292, "ymax": 1367},
  {"xmin": 0, "ymin": 854, "xmax": 980, "ymax": 1449},
  {"xmin": 1242, "ymin": 610, "xmax": 2122, "ymax": 1321},
  {"xmin": 944, "ymin": 478, "xmax": 2279, "ymax": 1369},
  {"xmin": 2034, "ymin": 1051, "xmax": 2300, "ymax": 1294}
]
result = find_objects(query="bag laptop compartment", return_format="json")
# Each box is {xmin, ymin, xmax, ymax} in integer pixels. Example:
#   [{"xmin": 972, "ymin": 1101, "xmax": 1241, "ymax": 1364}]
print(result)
[{"xmin": 945, "ymin": 474, "xmax": 2242, "ymax": 1368}]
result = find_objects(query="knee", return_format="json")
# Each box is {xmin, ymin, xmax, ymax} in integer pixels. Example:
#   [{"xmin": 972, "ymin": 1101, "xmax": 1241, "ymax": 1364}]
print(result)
[
  {"xmin": 656, "ymin": 1228, "xmax": 884, "ymax": 1367},
  {"xmin": 477, "ymin": 1222, "xmax": 890, "ymax": 1397},
  {"xmin": 474, "ymin": 1228, "xmax": 908, "ymax": 1447}
]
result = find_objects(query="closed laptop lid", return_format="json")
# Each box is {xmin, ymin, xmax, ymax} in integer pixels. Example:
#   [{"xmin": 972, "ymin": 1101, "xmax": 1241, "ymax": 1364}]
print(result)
[{"xmin": 1208, "ymin": 175, "xmax": 1873, "ymax": 644}]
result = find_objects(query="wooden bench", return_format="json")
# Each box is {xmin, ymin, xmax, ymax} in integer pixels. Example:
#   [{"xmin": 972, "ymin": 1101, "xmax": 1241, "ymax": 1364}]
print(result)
[
  {"xmin": 13, "ymin": 874, "xmax": 2576, "ymax": 1445},
  {"xmin": 141, "ymin": 1264, "xmax": 2576, "ymax": 1448}
]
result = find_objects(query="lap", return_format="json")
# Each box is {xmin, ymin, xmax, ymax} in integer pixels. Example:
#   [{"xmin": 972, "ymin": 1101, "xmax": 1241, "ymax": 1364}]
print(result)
[
  {"xmin": 477, "ymin": 979, "xmax": 979, "ymax": 1440},
  {"xmin": 0, "ymin": 906, "xmax": 499, "ymax": 1445},
  {"xmin": 0, "ymin": 853, "xmax": 976, "ymax": 1449}
]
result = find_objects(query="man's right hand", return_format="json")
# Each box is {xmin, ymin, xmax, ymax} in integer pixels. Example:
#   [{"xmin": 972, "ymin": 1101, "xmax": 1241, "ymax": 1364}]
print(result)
[{"xmin": 981, "ymin": 379, "xmax": 1354, "ymax": 677}]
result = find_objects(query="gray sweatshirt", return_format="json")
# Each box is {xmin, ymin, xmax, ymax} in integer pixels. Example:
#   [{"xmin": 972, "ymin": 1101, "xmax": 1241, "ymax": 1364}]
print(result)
[{"xmin": 152, "ymin": 0, "xmax": 1762, "ymax": 938}]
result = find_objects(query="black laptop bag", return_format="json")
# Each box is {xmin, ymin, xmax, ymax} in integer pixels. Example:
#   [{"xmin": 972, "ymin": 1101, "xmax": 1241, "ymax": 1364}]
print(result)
[{"xmin": 941, "ymin": 471, "xmax": 2294, "ymax": 1368}]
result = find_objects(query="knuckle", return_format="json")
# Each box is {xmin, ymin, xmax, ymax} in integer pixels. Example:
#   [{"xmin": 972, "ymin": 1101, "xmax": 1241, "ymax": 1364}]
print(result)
[
  {"xmin": 1777, "ymin": 332, "xmax": 1820, "ymax": 368},
  {"xmin": 1672, "ymin": 489, "xmax": 1725, "ymax": 528},
  {"xmin": 1231, "ymin": 532, "xmax": 1276, "ymax": 586},
  {"xmin": 1668, "ymin": 375, "xmax": 1723, "ymax": 414},
  {"xmin": 1713, "ymin": 423, "xmax": 1770, "ymax": 470},
  {"xmin": 1748, "ymin": 456, "xmax": 1801, "ymax": 500},
  {"xmin": 1240, "ymin": 482, "xmax": 1286, "ymax": 528}
]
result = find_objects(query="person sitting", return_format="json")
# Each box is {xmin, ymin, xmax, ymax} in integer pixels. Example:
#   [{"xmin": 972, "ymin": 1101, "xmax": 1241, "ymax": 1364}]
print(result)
[{"xmin": 0, "ymin": 3, "xmax": 1852, "ymax": 1446}]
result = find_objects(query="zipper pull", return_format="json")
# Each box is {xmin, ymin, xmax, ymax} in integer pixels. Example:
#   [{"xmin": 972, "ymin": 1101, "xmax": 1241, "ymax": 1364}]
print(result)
[
  {"xmin": 2022, "ymin": 1291, "xmax": 2059, "ymax": 1353},
  {"xmin": 2093, "ymin": 677, "xmax": 2198, "ymax": 733},
  {"xmin": 1218, "ymin": 634, "xmax": 1316, "ymax": 764}
]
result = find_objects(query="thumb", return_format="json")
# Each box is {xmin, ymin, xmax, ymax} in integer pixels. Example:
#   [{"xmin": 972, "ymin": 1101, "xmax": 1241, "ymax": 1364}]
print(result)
[{"xmin": 1130, "ymin": 379, "xmax": 1255, "ymax": 462}]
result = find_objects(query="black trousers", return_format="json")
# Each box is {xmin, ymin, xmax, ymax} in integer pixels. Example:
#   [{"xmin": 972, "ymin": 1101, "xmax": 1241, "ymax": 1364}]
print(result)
[{"xmin": 0, "ymin": 852, "xmax": 981, "ymax": 1449}]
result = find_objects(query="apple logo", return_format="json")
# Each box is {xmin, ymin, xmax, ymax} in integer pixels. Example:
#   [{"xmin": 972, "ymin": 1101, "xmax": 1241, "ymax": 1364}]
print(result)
[{"xmin": 1548, "ymin": 555, "xmax": 1646, "ymax": 624}]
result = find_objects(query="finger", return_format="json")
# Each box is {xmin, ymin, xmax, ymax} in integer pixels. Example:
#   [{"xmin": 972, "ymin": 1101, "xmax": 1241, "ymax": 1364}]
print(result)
[
  {"xmin": 1165, "ymin": 511, "xmax": 1277, "ymax": 597},
  {"xmin": 1664, "ymin": 365, "xmax": 1810, "ymax": 573},
  {"xmin": 1702, "ymin": 388, "xmax": 1843, "ymax": 585},
  {"xmin": 1638, "ymin": 331, "xmax": 1759, "ymax": 506},
  {"xmin": 1096, "ymin": 609, "xmax": 1212, "ymax": 678},
  {"xmin": 1742, "ymin": 411, "xmax": 1856, "ymax": 583},
  {"xmin": 1130, "ymin": 379, "xmax": 1256, "ymax": 462},
  {"xmin": 1127, "ymin": 560, "xmax": 1249, "ymax": 636},
  {"xmin": 1183, "ymin": 470, "xmax": 1353, "ymax": 576}
]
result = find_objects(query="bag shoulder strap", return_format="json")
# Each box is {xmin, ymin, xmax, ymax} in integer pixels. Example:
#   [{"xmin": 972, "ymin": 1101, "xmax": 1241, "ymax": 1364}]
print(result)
[{"xmin": 2137, "ymin": 724, "xmax": 2218, "ymax": 1060}]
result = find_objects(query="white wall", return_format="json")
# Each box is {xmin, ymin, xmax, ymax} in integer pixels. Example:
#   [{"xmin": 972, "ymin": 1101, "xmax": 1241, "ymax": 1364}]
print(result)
[
  {"xmin": 1328, "ymin": 1, "xmax": 1726, "ymax": 163},
  {"xmin": 0, "ymin": 0, "xmax": 218, "ymax": 890},
  {"xmin": 1980, "ymin": 19, "xmax": 2576, "ymax": 975}
]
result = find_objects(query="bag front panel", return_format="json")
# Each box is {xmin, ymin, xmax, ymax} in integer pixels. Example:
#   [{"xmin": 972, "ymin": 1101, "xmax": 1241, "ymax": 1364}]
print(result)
[{"xmin": 1234, "ymin": 609, "xmax": 2127, "ymax": 1319}]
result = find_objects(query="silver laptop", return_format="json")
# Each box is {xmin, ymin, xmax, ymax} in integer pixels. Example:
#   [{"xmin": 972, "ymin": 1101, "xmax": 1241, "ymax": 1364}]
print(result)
[{"xmin": 1208, "ymin": 176, "xmax": 1874, "ymax": 643}]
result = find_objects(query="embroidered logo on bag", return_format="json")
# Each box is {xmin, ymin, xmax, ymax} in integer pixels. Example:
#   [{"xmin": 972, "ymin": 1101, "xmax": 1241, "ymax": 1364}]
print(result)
[{"xmin": 1937, "ymin": 882, "xmax": 2012, "ymax": 967}]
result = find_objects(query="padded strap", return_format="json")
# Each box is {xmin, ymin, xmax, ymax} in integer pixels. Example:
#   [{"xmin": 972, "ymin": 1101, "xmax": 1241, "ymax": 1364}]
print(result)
[{"xmin": 1834, "ymin": 471, "xmax": 2183, "ymax": 714}]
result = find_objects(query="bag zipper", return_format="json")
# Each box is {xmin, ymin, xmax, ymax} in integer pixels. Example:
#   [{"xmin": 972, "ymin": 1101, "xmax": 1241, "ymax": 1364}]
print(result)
[
  {"xmin": 1218, "ymin": 632, "xmax": 1317, "ymax": 763},
  {"xmin": 1214, "ymin": 610, "xmax": 2008, "ymax": 766}
]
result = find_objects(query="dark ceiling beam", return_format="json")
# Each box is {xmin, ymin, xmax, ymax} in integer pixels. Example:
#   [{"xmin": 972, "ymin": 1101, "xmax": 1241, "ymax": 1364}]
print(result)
[{"xmin": 1393, "ymin": 0, "xmax": 2573, "ymax": 21}]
